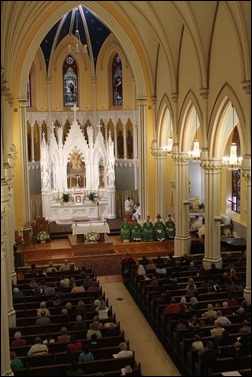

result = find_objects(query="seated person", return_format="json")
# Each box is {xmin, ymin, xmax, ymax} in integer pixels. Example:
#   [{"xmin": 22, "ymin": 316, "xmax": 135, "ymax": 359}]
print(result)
[
  {"xmin": 120, "ymin": 218, "xmax": 132, "ymax": 242},
  {"xmin": 165, "ymin": 215, "xmax": 176, "ymax": 239},
  {"xmin": 154, "ymin": 214, "xmax": 166, "ymax": 241},
  {"xmin": 113, "ymin": 342, "xmax": 133, "ymax": 358},
  {"xmin": 131, "ymin": 221, "xmax": 142, "ymax": 241},
  {"xmin": 141, "ymin": 216, "xmax": 154, "ymax": 241},
  {"xmin": 13, "ymin": 287, "xmax": 25, "ymax": 298}
]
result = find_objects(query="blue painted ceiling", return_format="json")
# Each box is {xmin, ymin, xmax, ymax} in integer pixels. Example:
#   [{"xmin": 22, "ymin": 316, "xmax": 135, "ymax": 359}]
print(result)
[{"xmin": 40, "ymin": 6, "xmax": 111, "ymax": 71}]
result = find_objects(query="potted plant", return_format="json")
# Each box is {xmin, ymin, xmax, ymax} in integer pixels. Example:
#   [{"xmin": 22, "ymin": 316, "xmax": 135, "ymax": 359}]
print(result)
[
  {"xmin": 87, "ymin": 191, "xmax": 98, "ymax": 202},
  {"xmin": 199, "ymin": 203, "xmax": 205, "ymax": 211},
  {"xmin": 36, "ymin": 231, "xmax": 50, "ymax": 243},
  {"xmin": 62, "ymin": 192, "xmax": 71, "ymax": 203}
]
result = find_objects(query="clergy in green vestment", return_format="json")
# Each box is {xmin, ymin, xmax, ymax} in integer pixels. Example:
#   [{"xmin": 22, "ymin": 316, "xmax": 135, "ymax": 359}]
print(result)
[
  {"xmin": 120, "ymin": 218, "xmax": 132, "ymax": 242},
  {"xmin": 154, "ymin": 214, "xmax": 166, "ymax": 241},
  {"xmin": 142, "ymin": 215, "xmax": 154, "ymax": 241},
  {"xmin": 165, "ymin": 214, "xmax": 176, "ymax": 239},
  {"xmin": 131, "ymin": 221, "xmax": 142, "ymax": 241}
]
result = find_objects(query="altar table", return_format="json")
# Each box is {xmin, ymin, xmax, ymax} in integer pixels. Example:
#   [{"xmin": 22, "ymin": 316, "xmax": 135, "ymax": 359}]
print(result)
[{"xmin": 71, "ymin": 221, "xmax": 110, "ymax": 235}]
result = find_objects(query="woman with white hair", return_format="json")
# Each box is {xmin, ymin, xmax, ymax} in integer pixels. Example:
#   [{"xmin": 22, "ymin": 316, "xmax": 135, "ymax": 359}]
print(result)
[
  {"xmin": 203, "ymin": 304, "xmax": 218, "ymax": 319},
  {"xmin": 95, "ymin": 299, "xmax": 110, "ymax": 320},
  {"xmin": 13, "ymin": 287, "xmax": 25, "ymax": 298},
  {"xmin": 11, "ymin": 331, "xmax": 27, "ymax": 347},
  {"xmin": 113, "ymin": 342, "xmax": 133, "ymax": 358},
  {"xmin": 37, "ymin": 301, "xmax": 51, "ymax": 317}
]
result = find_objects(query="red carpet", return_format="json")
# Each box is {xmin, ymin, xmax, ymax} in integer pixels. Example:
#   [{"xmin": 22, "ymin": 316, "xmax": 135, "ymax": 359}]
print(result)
[{"xmin": 76, "ymin": 255, "xmax": 122, "ymax": 276}]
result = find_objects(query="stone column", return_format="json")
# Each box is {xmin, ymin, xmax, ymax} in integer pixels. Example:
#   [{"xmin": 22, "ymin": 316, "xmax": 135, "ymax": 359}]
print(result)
[
  {"xmin": 133, "ymin": 123, "xmax": 138, "ymax": 159},
  {"xmin": 133, "ymin": 122, "xmax": 139, "ymax": 190},
  {"xmin": 151, "ymin": 152, "xmax": 168, "ymax": 219},
  {"xmin": 3, "ymin": 162, "xmax": 17, "ymax": 285},
  {"xmin": 200, "ymin": 158, "xmax": 223, "ymax": 269},
  {"xmin": 172, "ymin": 149, "xmax": 191, "ymax": 256},
  {"xmin": 1, "ymin": 178, "xmax": 16, "ymax": 329},
  {"xmin": 18, "ymin": 98, "xmax": 31, "ymax": 226},
  {"xmin": 242, "ymin": 154, "xmax": 251, "ymax": 304},
  {"xmin": 137, "ymin": 98, "xmax": 147, "ymax": 219},
  {"xmin": 1, "ymin": 242, "xmax": 14, "ymax": 376},
  {"xmin": 31, "ymin": 124, "xmax": 35, "ymax": 162}
]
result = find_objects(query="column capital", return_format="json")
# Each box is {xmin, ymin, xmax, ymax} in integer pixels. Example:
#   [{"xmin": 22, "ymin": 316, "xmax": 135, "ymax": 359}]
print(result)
[
  {"xmin": 172, "ymin": 151, "xmax": 189, "ymax": 163},
  {"xmin": 241, "ymin": 80, "xmax": 251, "ymax": 94},
  {"xmin": 151, "ymin": 96, "xmax": 157, "ymax": 105},
  {"xmin": 199, "ymin": 87, "xmax": 209, "ymax": 99},
  {"xmin": 200, "ymin": 158, "xmax": 222, "ymax": 171},
  {"xmin": 170, "ymin": 93, "xmax": 178, "ymax": 102},
  {"xmin": 136, "ymin": 97, "xmax": 147, "ymax": 105},
  {"xmin": 242, "ymin": 154, "xmax": 251, "ymax": 181},
  {"xmin": 18, "ymin": 98, "xmax": 28, "ymax": 107}
]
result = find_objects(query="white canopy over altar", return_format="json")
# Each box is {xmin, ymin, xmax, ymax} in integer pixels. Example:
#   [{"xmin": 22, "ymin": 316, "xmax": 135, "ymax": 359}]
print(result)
[{"xmin": 40, "ymin": 105, "xmax": 116, "ymax": 221}]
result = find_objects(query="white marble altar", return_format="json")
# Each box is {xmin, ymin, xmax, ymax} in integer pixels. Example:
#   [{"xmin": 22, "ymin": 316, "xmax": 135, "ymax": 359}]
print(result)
[
  {"xmin": 51, "ymin": 201, "xmax": 108, "ymax": 223},
  {"xmin": 40, "ymin": 105, "xmax": 116, "ymax": 221},
  {"xmin": 72, "ymin": 221, "xmax": 110, "ymax": 235}
]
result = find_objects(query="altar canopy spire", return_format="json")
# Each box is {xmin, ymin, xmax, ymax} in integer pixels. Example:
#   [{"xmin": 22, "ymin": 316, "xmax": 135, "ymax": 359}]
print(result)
[{"xmin": 71, "ymin": 104, "xmax": 79, "ymax": 121}]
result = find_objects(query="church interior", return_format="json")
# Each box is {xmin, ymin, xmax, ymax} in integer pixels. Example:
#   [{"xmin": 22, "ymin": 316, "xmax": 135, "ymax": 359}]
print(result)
[{"xmin": 1, "ymin": 1, "xmax": 251, "ymax": 376}]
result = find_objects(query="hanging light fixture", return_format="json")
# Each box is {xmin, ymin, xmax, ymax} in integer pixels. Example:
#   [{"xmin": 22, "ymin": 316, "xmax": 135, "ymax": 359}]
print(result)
[
  {"xmin": 222, "ymin": 104, "xmax": 242, "ymax": 170},
  {"xmin": 188, "ymin": 114, "xmax": 201, "ymax": 160},
  {"xmin": 74, "ymin": 8, "xmax": 88, "ymax": 55}
]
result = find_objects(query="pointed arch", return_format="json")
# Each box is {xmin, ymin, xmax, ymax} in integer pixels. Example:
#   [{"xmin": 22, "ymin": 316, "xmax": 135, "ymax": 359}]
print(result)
[
  {"xmin": 208, "ymin": 84, "xmax": 245, "ymax": 158},
  {"xmin": 156, "ymin": 94, "xmax": 174, "ymax": 148},
  {"xmin": 178, "ymin": 90, "xmax": 203, "ymax": 152}
]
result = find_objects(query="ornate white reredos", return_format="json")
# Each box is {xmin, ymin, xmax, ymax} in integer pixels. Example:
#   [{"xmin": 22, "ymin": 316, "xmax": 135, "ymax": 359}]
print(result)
[{"xmin": 40, "ymin": 105, "xmax": 116, "ymax": 220}]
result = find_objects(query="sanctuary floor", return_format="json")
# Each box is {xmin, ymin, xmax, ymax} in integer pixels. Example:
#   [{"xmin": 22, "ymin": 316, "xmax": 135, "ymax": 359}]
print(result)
[{"xmin": 16, "ymin": 234, "xmax": 175, "ymax": 271}]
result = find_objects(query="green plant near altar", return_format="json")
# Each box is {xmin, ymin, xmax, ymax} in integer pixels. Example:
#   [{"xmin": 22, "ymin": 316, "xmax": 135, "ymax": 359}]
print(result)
[
  {"xmin": 85, "ymin": 231, "xmax": 100, "ymax": 242},
  {"xmin": 87, "ymin": 191, "xmax": 98, "ymax": 201},
  {"xmin": 199, "ymin": 202, "xmax": 205, "ymax": 211},
  {"xmin": 36, "ymin": 231, "xmax": 50, "ymax": 242},
  {"xmin": 62, "ymin": 192, "xmax": 71, "ymax": 203}
]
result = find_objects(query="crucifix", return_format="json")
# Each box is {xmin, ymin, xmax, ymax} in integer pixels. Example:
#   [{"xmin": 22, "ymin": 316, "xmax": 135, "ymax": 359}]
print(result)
[{"xmin": 71, "ymin": 104, "xmax": 79, "ymax": 122}]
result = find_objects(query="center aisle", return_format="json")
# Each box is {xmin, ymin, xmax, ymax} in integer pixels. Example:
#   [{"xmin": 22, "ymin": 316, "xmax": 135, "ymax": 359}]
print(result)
[{"xmin": 100, "ymin": 278, "xmax": 181, "ymax": 377}]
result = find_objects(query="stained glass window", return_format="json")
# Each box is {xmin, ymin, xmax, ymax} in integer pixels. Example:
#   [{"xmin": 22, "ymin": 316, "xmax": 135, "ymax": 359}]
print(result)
[
  {"xmin": 112, "ymin": 53, "xmax": 123, "ymax": 106},
  {"xmin": 63, "ymin": 55, "xmax": 78, "ymax": 106}
]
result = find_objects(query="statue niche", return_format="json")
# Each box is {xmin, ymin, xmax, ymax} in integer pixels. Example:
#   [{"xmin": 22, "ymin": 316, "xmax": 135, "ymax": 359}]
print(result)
[{"xmin": 67, "ymin": 149, "xmax": 85, "ymax": 189}]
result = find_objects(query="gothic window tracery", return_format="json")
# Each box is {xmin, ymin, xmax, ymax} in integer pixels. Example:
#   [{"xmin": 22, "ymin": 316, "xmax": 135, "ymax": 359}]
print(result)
[
  {"xmin": 63, "ymin": 55, "xmax": 78, "ymax": 106},
  {"xmin": 112, "ymin": 53, "xmax": 123, "ymax": 106}
]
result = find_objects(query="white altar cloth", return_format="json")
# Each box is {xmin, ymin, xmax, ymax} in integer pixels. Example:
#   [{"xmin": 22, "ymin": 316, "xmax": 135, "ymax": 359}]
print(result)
[{"xmin": 72, "ymin": 221, "xmax": 110, "ymax": 235}]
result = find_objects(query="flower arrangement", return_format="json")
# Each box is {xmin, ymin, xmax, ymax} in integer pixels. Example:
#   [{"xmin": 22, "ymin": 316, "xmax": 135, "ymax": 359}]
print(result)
[
  {"xmin": 87, "ymin": 191, "xmax": 98, "ymax": 201},
  {"xmin": 36, "ymin": 231, "xmax": 50, "ymax": 242},
  {"xmin": 85, "ymin": 231, "xmax": 100, "ymax": 242},
  {"xmin": 15, "ymin": 234, "xmax": 23, "ymax": 244},
  {"xmin": 62, "ymin": 192, "xmax": 71, "ymax": 203}
]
